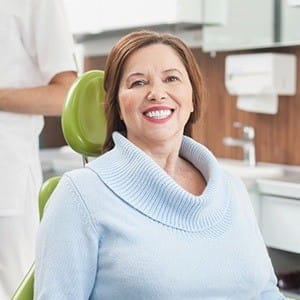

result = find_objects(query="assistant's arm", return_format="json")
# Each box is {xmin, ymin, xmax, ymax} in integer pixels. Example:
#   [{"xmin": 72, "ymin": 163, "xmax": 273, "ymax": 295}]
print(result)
[
  {"xmin": 0, "ymin": 71, "xmax": 76, "ymax": 116},
  {"xmin": 0, "ymin": 0, "xmax": 77, "ymax": 116}
]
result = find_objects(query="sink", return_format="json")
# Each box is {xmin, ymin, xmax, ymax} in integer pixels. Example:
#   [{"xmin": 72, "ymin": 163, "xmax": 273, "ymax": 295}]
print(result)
[{"xmin": 218, "ymin": 158, "xmax": 284, "ymax": 180}]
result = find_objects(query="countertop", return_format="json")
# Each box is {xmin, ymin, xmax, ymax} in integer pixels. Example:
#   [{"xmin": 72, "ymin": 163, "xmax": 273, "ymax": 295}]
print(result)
[
  {"xmin": 218, "ymin": 158, "xmax": 300, "ymax": 199},
  {"xmin": 256, "ymin": 166, "xmax": 300, "ymax": 199},
  {"xmin": 40, "ymin": 146, "xmax": 83, "ymax": 179}
]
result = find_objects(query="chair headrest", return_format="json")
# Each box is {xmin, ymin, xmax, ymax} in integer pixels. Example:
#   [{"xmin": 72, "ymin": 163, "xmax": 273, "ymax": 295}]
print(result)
[{"xmin": 62, "ymin": 70, "xmax": 106, "ymax": 157}]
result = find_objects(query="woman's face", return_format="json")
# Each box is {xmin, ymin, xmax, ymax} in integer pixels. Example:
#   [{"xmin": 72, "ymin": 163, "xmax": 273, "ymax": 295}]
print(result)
[{"xmin": 118, "ymin": 43, "xmax": 193, "ymax": 148}]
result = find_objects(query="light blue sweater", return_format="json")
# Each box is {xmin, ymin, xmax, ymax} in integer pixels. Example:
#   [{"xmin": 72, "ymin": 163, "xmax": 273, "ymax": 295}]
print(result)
[{"xmin": 35, "ymin": 132, "xmax": 289, "ymax": 299}]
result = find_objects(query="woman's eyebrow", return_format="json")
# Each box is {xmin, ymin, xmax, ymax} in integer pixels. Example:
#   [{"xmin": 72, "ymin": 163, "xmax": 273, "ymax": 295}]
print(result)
[
  {"xmin": 125, "ymin": 72, "xmax": 144, "ymax": 82},
  {"xmin": 162, "ymin": 68, "xmax": 183, "ymax": 76}
]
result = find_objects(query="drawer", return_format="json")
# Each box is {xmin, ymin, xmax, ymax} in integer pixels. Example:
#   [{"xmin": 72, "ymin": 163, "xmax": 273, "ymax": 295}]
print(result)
[{"xmin": 261, "ymin": 195, "xmax": 300, "ymax": 254}]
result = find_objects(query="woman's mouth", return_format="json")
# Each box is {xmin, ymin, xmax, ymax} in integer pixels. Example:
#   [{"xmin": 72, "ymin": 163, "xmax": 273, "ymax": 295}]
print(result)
[{"xmin": 143, "ymin": 109, "xmax": 174, "ymax": 119}]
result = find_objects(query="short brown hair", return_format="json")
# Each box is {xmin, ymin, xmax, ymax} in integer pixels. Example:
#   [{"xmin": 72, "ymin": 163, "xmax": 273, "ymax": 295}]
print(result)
[{"xmin": 102, "ymin": 30, "xmax": 204, "ymax": 153}]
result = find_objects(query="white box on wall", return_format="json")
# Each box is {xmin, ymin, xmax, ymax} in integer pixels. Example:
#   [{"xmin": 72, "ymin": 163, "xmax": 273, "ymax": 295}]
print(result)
[{"xmin": 225, "ymin": 53, "xmax": 297, "ymax": 114}]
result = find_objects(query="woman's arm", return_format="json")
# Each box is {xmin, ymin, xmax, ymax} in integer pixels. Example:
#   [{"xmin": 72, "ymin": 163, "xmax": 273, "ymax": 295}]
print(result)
[
  {"xmin": 34, "ymin": 175, "xmax": 99, "ymax": 299},
  {"xmin": 230, "ymin": 173, "xmax": 292, "ymax": 300}
]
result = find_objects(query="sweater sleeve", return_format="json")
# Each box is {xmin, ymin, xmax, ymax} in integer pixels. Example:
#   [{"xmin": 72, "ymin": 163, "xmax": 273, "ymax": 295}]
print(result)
[
  {"xmin": 259, "ymin": 279, "xmax": 294, "ymax": 300},
  {"xmin": 34, "ymin": 175, "xmax": 99, "ymax": 299},
  {"xmin": 228, "ymin": 173, "xmax": 292, "ymax": 300}
]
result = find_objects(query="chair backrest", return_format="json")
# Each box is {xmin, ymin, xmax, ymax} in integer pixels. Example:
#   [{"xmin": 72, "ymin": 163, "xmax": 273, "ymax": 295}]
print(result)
[
  {"xmin": 12, "ymin": 70, "xmax": 106, "ymax": 300},
  {"xmin": 38, "ymin": 176, "xmax": 61, "ymax": 220}
]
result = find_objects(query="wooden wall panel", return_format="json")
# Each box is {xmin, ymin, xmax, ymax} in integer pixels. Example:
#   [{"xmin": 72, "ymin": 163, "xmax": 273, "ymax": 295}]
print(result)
[
  {"xmin": 39, "ymin": 117, "xmax": 66, "ymax": 148},
  {"xmin": 191, "ymin": 46, "xmax": 300, "ymax": 165},
  {"xmin": 84, "ymin": 45, "xmax": 300, "ymax": 165},
  {"xmin": 84, "ymin": 56, "xmax": 106, "ymax": 71}
]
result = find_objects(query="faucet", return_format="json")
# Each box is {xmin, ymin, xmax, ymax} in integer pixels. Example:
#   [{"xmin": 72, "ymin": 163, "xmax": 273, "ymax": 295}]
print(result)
[{"xmin": 222, "ymin": 122, "xmax": 256, "ymax": 166}]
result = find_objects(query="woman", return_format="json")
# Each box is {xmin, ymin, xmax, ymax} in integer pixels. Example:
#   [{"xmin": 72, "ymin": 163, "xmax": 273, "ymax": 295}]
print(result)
[{"xmin": 34, "ymin": 31, "xmax": 289, "ymax": 299}]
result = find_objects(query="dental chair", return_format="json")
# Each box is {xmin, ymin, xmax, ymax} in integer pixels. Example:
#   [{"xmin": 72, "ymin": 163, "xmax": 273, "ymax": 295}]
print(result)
[{"xmin": 12, "ymin": 69, "xmax": 106, "ymax": 300}]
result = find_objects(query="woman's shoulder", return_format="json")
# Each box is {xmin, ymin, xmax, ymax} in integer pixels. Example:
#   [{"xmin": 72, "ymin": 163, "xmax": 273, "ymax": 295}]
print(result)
[
  {"xmin": 62, "ymin": 161, "xmax": 104, "ymax": 189},
  {"xmin": 222, "ymin": 170, "xmax": 250, "ymax": 198}
]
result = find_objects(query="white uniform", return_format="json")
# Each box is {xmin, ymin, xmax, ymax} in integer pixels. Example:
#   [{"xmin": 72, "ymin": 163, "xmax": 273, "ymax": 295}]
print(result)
[{"xmin": 0, "ymin": 0, "xmax": 76, "ymax": 298}]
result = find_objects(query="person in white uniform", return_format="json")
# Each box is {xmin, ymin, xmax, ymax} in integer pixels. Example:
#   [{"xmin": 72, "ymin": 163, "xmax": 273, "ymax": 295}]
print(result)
[{"xmin": 0, "ymin": 0, "xmax": 77, "ymax": 298}]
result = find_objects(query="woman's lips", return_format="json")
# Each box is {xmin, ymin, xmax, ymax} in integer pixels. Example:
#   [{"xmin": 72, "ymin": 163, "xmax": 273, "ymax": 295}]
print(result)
[{"xmin": 143, "ymin": 106, "xmax": 174, "ymax": 120}]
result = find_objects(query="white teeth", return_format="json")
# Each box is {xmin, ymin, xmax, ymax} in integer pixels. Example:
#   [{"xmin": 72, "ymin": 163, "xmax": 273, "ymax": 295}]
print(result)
[{"xmin": 145, "ymin": 109, "xmax": 172, "ymax": 119}]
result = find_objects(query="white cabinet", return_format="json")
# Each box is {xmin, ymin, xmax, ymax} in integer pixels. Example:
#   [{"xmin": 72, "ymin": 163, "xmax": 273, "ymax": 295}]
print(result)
[
  {"xmin": 261, "ymin": 195, "xmax": 300, "ymax": 254},
  {"xmin": 257, "ymin": 173, "xmax": 300, "ymax": 254},
  {"xmin": 202, "ymin": 0, "xmax": 274, "ymax": 52},
  {"xmin": 64, "ymin": 0, "xmax": 226, "ymax": 35},
  {"xmin": 100, "ymin": 0, "xmax": 202, "ymax": 32},
  {"xmin": 255, "ymin": 182, "xmax": 300, "ymax": 299},
  {"xmin": 202, "ymin": 0, "xmax": 300, "ymax": 52},
  {"xmin": 64, "ymin": 0, "xmax": 103, "ymax": 35},
  {"xmin": 257, "ymin": 173, "xmax": 300, "ymax": 299}
]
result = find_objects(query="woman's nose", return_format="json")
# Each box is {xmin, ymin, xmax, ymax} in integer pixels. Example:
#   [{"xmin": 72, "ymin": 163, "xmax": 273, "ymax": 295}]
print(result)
[{"xmin": 146, "ymin": 82, "xmax": 167, "ymax": 101}]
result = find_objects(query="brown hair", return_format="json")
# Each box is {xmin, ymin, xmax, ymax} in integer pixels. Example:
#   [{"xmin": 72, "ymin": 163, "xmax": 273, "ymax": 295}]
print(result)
[{"xmin": 102, "ymin": 30, "xmax": 204, "ymax": 153}]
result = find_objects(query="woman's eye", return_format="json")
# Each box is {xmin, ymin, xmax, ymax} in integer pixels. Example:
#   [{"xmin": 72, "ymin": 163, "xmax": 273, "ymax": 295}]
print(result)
[
  {"xmin": 131, "ymin": 80, "xmax": 147, "ymax": 87},
  {"xmin": 166, "ymin": 76, "xmax": 179, "ymax": 82}
]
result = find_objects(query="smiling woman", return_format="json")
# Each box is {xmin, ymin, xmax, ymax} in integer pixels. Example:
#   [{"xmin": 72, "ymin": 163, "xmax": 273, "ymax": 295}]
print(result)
[{"xmin": 34, "ymin": 30, "xmax": 291, "ymax": 299}]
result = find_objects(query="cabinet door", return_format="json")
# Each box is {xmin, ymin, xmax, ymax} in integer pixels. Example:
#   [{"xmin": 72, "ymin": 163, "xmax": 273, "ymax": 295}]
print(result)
[
  {"xmin": 281, "ymin": 0, "xmax": 300, "ymax": 44},
  {"xmin": 64, "ymin": 0, "xmax": 225, "ymax": 35},
  {"xmin": 100, "ymin": 0, "xmax": 202, "ymax": 31},
  {"xmin": 261, "ymin": 195, "xmax": 300, "ymax": 254},
  {"xmin": 202, "ymin": 0, "xmax": 274, "ymax": 51}
]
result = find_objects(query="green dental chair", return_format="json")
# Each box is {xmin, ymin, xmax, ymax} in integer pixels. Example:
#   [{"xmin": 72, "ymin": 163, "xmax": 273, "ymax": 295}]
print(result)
[{"xmin": 12, "ymin": 69, "xmax": 106, "ymax": 300}]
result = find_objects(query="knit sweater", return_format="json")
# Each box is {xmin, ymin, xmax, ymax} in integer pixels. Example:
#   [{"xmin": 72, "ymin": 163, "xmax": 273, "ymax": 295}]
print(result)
[{"xmin": 34, "ymin": 132, "xmax": 288, "ymax": 300}]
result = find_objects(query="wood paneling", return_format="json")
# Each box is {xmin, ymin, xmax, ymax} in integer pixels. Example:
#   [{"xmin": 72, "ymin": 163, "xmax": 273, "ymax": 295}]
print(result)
[
  {"xmin": 40, "ymin": 117, "xmax": 66, "ymax": 148},
  {"xmin": 84, "ymin": 56, "xmax": 107, "ymax": 71},
  {"xmin": 191, "ymin": 47, "xmax": 300, "ymax": 165},
  {"xmin": 82, "ymin": 45, "xmax": 300, "ymax": 165}
]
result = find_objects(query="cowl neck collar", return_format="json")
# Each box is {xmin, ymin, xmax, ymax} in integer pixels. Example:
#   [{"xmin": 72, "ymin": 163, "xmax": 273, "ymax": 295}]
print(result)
[{"xmin": 87, "ymin": 132, "xmax": 231, "ymax": 233}]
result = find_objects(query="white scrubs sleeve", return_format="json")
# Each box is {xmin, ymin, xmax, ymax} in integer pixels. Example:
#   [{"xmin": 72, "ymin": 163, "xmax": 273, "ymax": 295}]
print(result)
[{"xmin": 32, "ymin": 0, "xmax": 77, "ymax": 83}]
